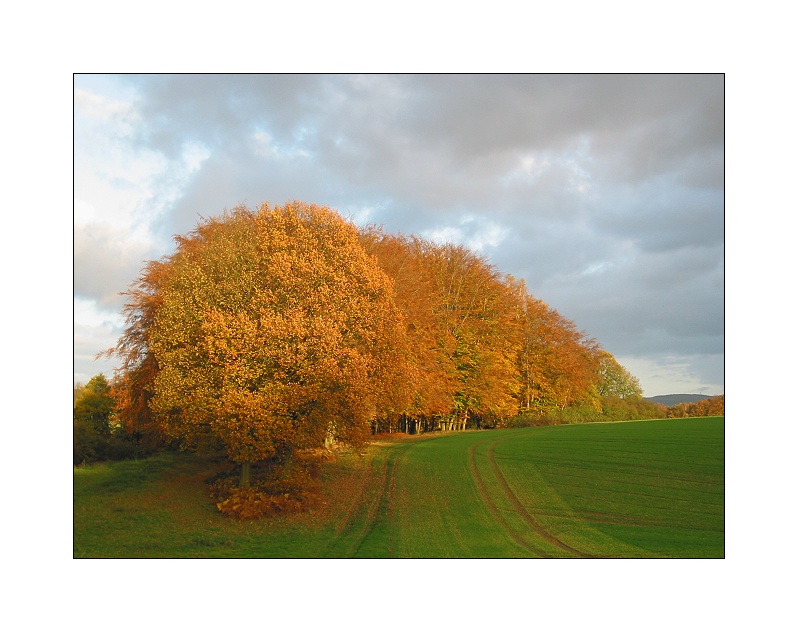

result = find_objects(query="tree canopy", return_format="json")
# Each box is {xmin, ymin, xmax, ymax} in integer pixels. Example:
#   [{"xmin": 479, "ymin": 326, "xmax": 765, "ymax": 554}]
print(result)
[
  {"xmin": 74, "ymin": 373, "xmax": 142, "ymax": 464},
  {"xmin": 596, "ymin": 349, "xmax": 643, "ymax": 399},
  {"xmin": 133, "ymin": 203, "xmax": 411, "ymax": 479},
  {"xmin": 110, "ymin": 201, "xmax": 649, "ymax": 490}
]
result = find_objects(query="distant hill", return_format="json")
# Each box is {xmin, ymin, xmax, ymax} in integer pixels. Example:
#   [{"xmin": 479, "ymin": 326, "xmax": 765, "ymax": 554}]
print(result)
[{"xmin": 645, "ymin": 394, "xmax": 719, "ymax": 406}]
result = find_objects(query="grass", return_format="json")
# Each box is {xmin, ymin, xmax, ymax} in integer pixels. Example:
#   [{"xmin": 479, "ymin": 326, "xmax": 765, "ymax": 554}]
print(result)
[{"xmin": 74, "ymin": 417, "xmax": 724, "ymax": 558}]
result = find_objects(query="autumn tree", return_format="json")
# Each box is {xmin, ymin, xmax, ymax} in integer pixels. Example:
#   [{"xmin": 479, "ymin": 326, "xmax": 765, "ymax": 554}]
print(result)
[
  {"xmin": 595, "ymin": 350, "xmax": 642, "ymax": 399},
  {"xmin": 104, "ymin": 259, "xmax": 170, "ymax": 450},
  {"xmin": 517, "ymin": 294, "xmax": 600, "ymax": 414},
  {"xmin": 73, "ymin": 374, "xmax": 115, "ymax": 438},
  {"xmin": 73, "ymin": 373, "xmax": 137, "ymax": 464},
  {"xmin": 361, "ymin": 230, "xmax": 618, "ymax": 429},
  {"xmin": 358, "ymin": 229, "xmax": 459, "ymax": 431},
  {"xmin": 667, "ymin": 395, "xmax": 724, "ymax": 418},
  {"xmin": 115, "ymin": 202, "xmax": 410, "ymax": 487},
  {"xmin": 415, "ymin": 241, "xmax": 522, "ymax": 427}
]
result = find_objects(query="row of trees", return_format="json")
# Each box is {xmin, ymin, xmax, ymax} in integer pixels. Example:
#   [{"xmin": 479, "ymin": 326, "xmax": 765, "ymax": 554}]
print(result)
[
  {"xmin": 356, "ymin": 227, "xmax": 646, "ymax": 432},
  {"xmin": 102, "ymin": 202, "xmax": 649, "ymax": 484},
  {"xmin": 664, "ymin": 395, "xmax": 724, "ymax": 418},
  {"xmin": 73, "ymin": 374, "xmax": 146, "ymax": 464}
]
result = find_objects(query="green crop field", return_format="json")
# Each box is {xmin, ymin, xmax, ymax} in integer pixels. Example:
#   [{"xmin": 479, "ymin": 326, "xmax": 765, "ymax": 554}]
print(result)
[{"xmin": 74, "ymin": 417, "xmax": 724, "ymax": 558}]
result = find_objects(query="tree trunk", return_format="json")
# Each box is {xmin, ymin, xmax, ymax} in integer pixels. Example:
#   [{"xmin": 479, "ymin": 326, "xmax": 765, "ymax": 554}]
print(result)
[{"xmin": 239, "ymin": 461, "xmax": 252, "ymax": 488}]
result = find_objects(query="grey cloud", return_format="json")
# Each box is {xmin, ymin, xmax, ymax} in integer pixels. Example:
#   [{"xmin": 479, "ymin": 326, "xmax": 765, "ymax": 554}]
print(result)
[
  {"xmin": 593, "ymin": 184, "xmax": 724, "ymax": 253},
  {"xmin": 126, "ymin": 74, "xmax": 325, "ymax": 155},
  {"xmin": 536, "ymin": 245, "xmax": 723, "ymax": 358},
  {"xmin": 74, "ymin": 320, "xmax": 126, "ymax": 383},
  {"xmin": 74, "ymin": 222, "xmax": 155, "ymax": 309}
]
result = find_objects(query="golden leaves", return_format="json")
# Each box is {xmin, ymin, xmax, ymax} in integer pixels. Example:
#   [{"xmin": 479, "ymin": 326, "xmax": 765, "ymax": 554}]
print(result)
[
  {"xmin": 116, "ymin": 199, "xmax": 611, "ymax": 461},
  {"xmin": 137, "ymin": 202, "xmax": 410, "ymax": 462}
]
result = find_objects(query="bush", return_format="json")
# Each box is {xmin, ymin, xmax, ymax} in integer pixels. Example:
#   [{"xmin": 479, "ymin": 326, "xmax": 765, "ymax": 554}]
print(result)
[
  {"xmin": 73, "ymin": 420, "xmax": 143, "ymax": 465},
  {"xmin": 602, "ymin": 395, "xmax": 666, "ymax": 421},
  {"xmin": 505, "ymin": 413, "xmax": 558, "ymax": 428},
  {"xmin": 74, "ymin": 373, "xmax": 160, "ymax": 465},
  {"xmin": 214, "ymin": 487, "xmax": 305, "ymax": 520},
  {"xmin": 208, "ymin": 450, "xmax": 330, "ymax": 519},
  {"xmin": 506, "ymin": 395, "xmax": 666, "ymax": 429}
]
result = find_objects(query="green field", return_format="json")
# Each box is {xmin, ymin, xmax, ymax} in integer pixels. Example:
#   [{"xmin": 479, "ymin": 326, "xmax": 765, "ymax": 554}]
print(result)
[{"xmin": 74, "ymin": 417, "xmax": 724, "ymax": 558}]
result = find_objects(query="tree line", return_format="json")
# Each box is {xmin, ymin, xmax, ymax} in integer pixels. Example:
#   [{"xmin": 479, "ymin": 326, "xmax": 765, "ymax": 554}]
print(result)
[
  {"xmin": 663, "ymin": 395, "xmax": 724, "ymax": 419},
  {"xmin": 77, "ymin": 202, "xmax": 717, "ymax": 500}
]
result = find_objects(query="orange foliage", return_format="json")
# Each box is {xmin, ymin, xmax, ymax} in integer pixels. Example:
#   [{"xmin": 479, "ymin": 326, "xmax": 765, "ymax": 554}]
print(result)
[
  {"xmin": 360, "ymin": 224, "xmax": 618, "ymax": 425},
  {"xmin": 103, "ymin": 259, "xmax": 170, "ymax": 448},
  {"xmin": 517, "ymin": 294, "xmax": 600, "ymax": 414},
  {"xmin": 360, "ymin": 231, "xmax": 526, "ymax": 426},
  {"xmin": 123, "ymin": 202, "xmax": 411, "ymax": 466},
  {"xmin": 666, "ymin": 396, "xmax": 724, "ymax": 418},
  {"xmin": 112, "ymin": 200, "xmax": 646, "ymax": 476},
  {"xmin": 358, "ymin": 229, "xmax": 457, "ymax": 418}
]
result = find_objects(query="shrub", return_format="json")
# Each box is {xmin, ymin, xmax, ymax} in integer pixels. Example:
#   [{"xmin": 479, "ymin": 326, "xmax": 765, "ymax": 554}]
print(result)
[
  {"xmin": 215, "ymin": 487, "xmax": 304, "ymax": 520},
  {"xmin": 208, "ymin": 450, "xmax": 330, "ymax": 519},
  {"xmin": 73, "ymin": 418, "xmax": 150, "ymax": 465}
]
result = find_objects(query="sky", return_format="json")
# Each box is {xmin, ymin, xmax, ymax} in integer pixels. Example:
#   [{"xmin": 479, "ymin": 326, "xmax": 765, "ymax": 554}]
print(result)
[{"xmin": 74, "ymin": 73, "xmax": 724, "ymax": 397}]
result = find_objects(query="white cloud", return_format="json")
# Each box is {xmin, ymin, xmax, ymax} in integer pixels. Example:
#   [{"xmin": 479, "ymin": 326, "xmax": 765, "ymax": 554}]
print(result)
[
  {"xmin": 74, "ymin": 297, "xmax": 124, "ymax": 328},
  {"xmin": 424, "ymin": 225, "xmax": 464, "ymax": 245},
  {"xmin": 422, "ymin": 215, "xmax": 509, "ymax": 253},
  {"xmin": 466, "ymin": 222, "xmax": 508, "ymax": 253},
  {"xmin": 581, "ymin": 261, "xmax": 612, "ymax": 276},
  {"xmin": 73, "ymin": 298, "xmax": 125, "ymax": 384},
  {"xmin": 73, "ymin": 79, "xmax": 211, "ymax": 381},
  {"xmin": 74, "ymin": 87, "xmax": 135, "ymax": 124}
]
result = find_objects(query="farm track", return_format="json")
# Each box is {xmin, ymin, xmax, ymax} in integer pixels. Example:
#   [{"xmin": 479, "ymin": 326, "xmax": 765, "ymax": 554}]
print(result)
[
  {"xmin": 353, "ymin": 441, "xmax": 407, "ymax": 557},
  {"xmin": 467, "ymin": 439, "xmax": 551, "ymax": 557},
  {"xmin": 320, "ymin": 454, "xmax": 382, "ymax": 557},
  {"xmin": 319, "ymin": 421, "xmax": 722, "ymax": 557},
  {"xmin": 483, "ymin": 436, "xmax": 591, "ymax": 558},
  {"xmin": 577, "ymin": 509, "xmax": 724, "ymax": 531},
  {"xmin": 489, "ymin": 441, "xmax": 593, "ymax": 557},
  {"xmin": 511, "ymin": 458, "xmax": 724, "ymax": 486},
  {"xmin": 323, "ymin": 440, "xmax": 416, "ymax": 558},
  {"xmin": 525, "ymin": 468, "xmax": 725, "ymax": 504}
]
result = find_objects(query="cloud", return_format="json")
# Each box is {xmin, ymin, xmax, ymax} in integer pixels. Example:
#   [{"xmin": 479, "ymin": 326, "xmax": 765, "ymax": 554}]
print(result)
[
  {"xmin": 619, "ymin": 353, "xmax": 724, "ymax": 397},
  {"xmin": 73, "ymin": 298, "xmax": 126, "ymax": 384},
  {"xmin": 423, "ymin": 215, "xmax": 509, "ymax": 253},
  {"xmin": 73, "ymin": 220, "xmax": 154, "ymax": 308}
]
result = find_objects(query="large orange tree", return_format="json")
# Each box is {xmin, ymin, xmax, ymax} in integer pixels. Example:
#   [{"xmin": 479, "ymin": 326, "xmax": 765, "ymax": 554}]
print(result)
[{"xmin": 115, "ymin": 202, "xmax": 410, "ymax": 486}]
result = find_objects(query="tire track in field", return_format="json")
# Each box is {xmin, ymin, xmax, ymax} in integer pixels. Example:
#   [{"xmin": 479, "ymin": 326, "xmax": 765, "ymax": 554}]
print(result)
[
  {"xmin": 485, "ymin": 437, "xmax": 590, "ymax": 558},
  {"xmin": 507, "ymin": 456, "xmax": 724, "ymax": 487},
  {"xmin": 325, "ymin": 440, "xmax": 414, "ymax": 558},
  {"xmin": 351, "ymin": 442, "xmax": 406, "ymax": 557},
  {"xmin": 321, "ymin": 452, "xmax": 384, "ymax": 557},
  {"xmin": 468, "ymin": 439, "xmax": 552, "ymax": 557},
  {"xmin": 513, "ymin": 465, "xmax": 725, "ymax": 508}
]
